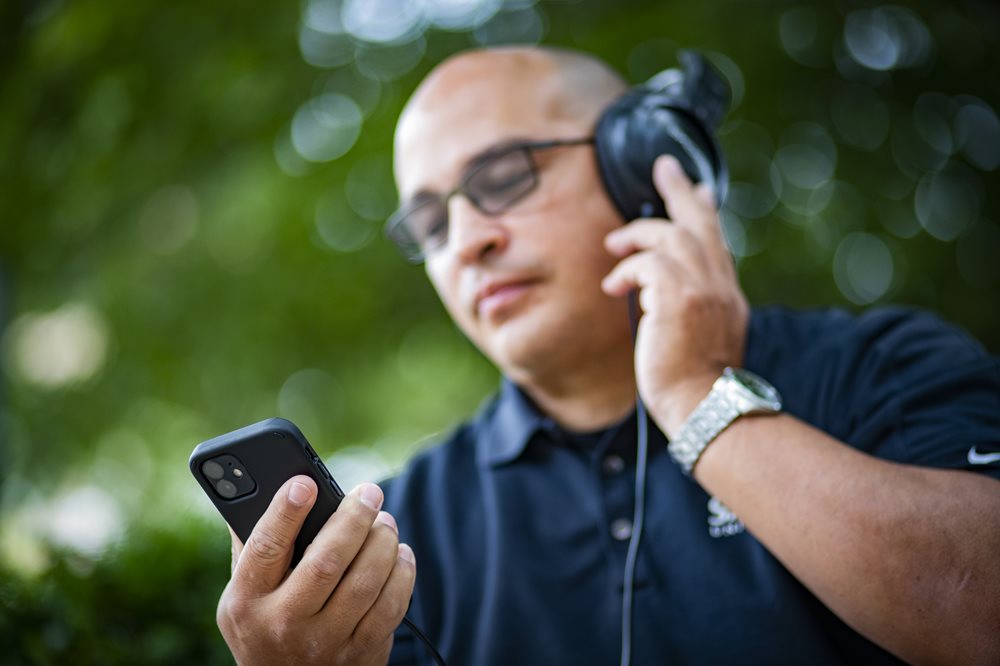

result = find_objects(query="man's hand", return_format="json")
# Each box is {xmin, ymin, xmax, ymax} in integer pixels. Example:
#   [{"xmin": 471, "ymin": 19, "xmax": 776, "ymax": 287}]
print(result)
[
  {"xmin": 217, "ymin": 476, "xmax": 416, "ymax": 666},
  {"xmin": 601, "ymin": 154, "xmax": 749, "ymax": 436}
]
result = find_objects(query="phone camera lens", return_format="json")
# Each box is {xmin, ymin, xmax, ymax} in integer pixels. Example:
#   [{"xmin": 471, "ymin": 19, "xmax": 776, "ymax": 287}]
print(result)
[
  {"xmin": 217, "ymin": 480, "xmax": 238, "ymax": 498},
  {"xmin": 202, "ymin": 460, "xmax": 224, "ymax": 480}
]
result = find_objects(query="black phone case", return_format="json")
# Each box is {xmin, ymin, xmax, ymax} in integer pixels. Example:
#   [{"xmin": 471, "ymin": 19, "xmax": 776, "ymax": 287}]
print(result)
[{"xmin": 189, "ymin": 417, "xmax": 345, "ymax": 566}]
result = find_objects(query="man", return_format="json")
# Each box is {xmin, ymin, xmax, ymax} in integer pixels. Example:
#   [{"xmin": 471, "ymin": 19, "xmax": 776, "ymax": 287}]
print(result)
[{"xmin": 213, "ymin": 47, "xmax": 1000, "ymax": 665}]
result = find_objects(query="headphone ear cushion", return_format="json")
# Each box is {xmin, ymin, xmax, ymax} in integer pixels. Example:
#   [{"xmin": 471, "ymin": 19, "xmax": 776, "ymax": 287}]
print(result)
[
  {"xmin": 594, "ymin": 91, "xmax": 727, "ymax": 222},
  {"xmin": 594, "ymin": 93, "xmax": 663, "ymax": 222}
]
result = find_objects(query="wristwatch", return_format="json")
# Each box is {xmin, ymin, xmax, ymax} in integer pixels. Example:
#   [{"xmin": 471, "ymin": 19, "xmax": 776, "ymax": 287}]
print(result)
[{"xmin": 667, "ymin": 367, "xmax": 782, "ymax": 475}]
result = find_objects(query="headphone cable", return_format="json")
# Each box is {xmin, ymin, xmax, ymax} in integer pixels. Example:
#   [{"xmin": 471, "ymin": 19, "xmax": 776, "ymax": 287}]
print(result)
[
  {"xmin": 620, "ymin": 288, "xmax": 650, "ymax": 666},
  {"xmin": 402, "ymin": 616, "xmax": 447, "ymax": 666}
]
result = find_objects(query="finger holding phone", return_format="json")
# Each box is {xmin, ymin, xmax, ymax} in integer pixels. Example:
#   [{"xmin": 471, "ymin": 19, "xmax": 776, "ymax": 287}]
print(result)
[{"xmin": 219, "ymin": 476, "xmax": 415, "ymax": 666}]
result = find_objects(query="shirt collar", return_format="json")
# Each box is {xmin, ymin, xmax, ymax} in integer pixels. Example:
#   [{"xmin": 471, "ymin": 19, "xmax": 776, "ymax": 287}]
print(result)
[{"xmin": 476, "ymin": 378, "xmax": 551, "ymax": 468}]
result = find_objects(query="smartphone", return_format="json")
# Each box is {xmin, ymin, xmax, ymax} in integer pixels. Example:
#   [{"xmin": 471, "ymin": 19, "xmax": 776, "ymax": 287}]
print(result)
[{"xmin": 189, "ymin": 417, "xmax": 345, "ymax": 566}]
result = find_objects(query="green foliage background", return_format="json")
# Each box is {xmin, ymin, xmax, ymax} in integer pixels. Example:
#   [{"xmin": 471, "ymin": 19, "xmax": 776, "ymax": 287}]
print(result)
[{"xmin": 1, "ymin": 0, "xmax": 998, "ymax": 662}]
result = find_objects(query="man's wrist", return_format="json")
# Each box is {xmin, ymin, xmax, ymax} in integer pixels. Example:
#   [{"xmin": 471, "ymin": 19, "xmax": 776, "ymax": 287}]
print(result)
[
  {"xmin": 664, "ymin": 367, "xmax": 784, "ymax": 475},
  {"xmin": 651, "ymin": 374, "xmax": 719, "ymax": 439}
]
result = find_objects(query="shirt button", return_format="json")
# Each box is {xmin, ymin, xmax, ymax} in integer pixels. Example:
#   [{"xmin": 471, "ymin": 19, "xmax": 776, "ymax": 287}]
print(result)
[
  {"xmin": 602, "ymin": 454, "xmax": 626, "ymax": 475},
  {"xmin": 610, "ymin": 517, "xmax": 633, "ymax": 541}
]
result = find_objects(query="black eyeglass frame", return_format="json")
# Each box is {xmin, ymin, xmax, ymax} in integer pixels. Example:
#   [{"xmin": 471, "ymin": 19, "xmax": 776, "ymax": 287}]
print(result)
[{"xmin": 385, "ymin": 137, "xmax": 594, "ymax": 263}]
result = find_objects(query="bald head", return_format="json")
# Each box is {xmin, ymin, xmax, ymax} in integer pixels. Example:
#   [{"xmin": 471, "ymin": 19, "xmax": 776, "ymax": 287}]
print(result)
[
  {"xmin": 394, "ymin": 47, "xmax": 628, "ymax": 195},
  {"xmin": 399, "ymin": 46, "xmax": 627, "ymax": 135}
]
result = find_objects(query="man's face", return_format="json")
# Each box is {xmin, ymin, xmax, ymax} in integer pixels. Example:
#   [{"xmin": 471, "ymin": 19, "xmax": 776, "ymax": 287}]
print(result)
[{"xmin": 394, "ymin": 55, "xmax": 631, "ymax": 382}]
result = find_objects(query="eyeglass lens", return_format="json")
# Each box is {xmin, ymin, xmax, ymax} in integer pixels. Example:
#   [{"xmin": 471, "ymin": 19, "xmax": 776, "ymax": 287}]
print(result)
[{"xmin": 398, "ymin": 147, "xmax": 539, "ymax": 257}]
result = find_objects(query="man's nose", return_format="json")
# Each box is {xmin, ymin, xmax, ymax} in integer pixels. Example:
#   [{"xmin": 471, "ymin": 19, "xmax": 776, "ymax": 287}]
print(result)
[{"xmin": 447, "ymin": 196, "xmax": 509, "ymax": 264}]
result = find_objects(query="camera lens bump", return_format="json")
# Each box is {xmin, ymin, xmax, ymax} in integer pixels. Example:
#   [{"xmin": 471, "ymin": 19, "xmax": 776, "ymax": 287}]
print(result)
[
  {"xmin": 217, "ymin": 479, "xmax": 238, "ymax": 498},
  {"xmin": 202, "ymin": 460, "xmax": 225, "ymax": 480}
]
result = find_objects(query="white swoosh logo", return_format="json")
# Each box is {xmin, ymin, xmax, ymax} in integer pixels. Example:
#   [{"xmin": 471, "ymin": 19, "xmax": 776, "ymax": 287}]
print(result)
[{"xmin": 967, "ymin": 446, "xmax": 1000, "ymax": 465}]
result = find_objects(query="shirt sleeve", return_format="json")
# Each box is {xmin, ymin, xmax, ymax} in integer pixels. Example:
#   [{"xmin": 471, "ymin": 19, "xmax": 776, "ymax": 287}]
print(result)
[{"xmin": 842, "ymin": 308, "xmax": 1000, "ymax": 482}]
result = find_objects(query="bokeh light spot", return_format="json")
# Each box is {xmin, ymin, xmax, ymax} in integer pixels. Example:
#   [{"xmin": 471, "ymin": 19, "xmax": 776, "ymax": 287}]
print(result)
[
  {"xmin": 780, "ymin": 179, "xmax": 836, "ymax": 218},
  {"xmin": 779, "ymin": 6, "xmax": 825, "ymax": 68},
  {"xmin": 315, "ymin": 188, "xmax": 376, "ymax": 253},
  {"xmin": 876, "ymin": 197, "xmax": 921, "ymax": 239},
  {"xmin": 834, "ymin": 232, "xmax": 894, "ymax": 304},
  {"xmin": 354, "ymin": 38, "xmax": 427, "ymax": 81},
  {"xmin": 40, "ymin": 486, "xmax": 125, "ymax": 558},
  {"xmin": 844, "ymin": 8, "xmax": 899, "ymax": 71},
  {"xmin": 777, "ymin": 144, "xmax": 833, "ymax": 189},
  {"xmin": 473, "ymin": 5, "xmax": 547, "ymax": 45},
  {"xmin": 726, "ymin": 182, "xmax": 777, "ymax": 220},
  {"xmin": 776, "ymin": 122, "xmax": 837, "ymax": 190},
  {"xmin": 341, "ymin": 0, "xmax": 426, "ymax": 44},
  {"xmin": 843, "ymin": 6, "xmax": 933, "ymax": 72},
  {"xmin": 299, "ymin": 24, "xmax": 356, "ymax": 69},
  {"xmin": 914, "ymin": 165, "xmax": 982, "ymax": 241},
  {"xmin": 953, "ymin": 98, "xmax": 1000, "ymax": 172},
  {"xmin": 304, "ymin": 0, "xmax": 345, "ymax": 34},
  {"xmin": 322, "ymin": 66, "xmax": 383, "ymax": 118},
  {"xmin": 423, "ymin": 0, "xmax": 503, "ymax": 31},
  {"xmin": 891, "ymin": 118, "xmax": 948, "ymax": 178},
  {"xmin": 274, "ymin": 129, "xmax": 312, "ymax": 177},
  {"xmin": 345, "ymin": 154, "xmax": 396, "ymax": 221},
  {"xmin": 4, "ymin": 303, "xmax": 110, "ymax": 389},
  {"xmin": 913, "ymin": 92, "xmax": 956, "ymax": 157},
  {"xmin": 291, "ymin": 93, "xmax": 362, "ymax": 162}
]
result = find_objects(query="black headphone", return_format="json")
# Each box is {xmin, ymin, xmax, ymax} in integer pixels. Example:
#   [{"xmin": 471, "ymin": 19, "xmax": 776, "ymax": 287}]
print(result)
[{"xmin": 593, "ymin": 50, "xmax": 731, "ymax": 222}]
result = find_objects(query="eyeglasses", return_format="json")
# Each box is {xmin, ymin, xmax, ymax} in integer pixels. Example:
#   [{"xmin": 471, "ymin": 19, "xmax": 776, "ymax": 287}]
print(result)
[{"xmin": 386, "ymin": 137, "xmax": 594, "ymax": 263}]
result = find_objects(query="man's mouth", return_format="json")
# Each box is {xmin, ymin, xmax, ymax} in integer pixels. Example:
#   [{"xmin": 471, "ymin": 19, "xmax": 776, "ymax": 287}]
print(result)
[{"xmin": 474, "ymin": 278, "xmax": 539, "ymax": 320}]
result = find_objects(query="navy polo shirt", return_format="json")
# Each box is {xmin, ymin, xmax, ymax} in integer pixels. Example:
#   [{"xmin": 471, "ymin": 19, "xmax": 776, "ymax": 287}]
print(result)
[{"xmin": 381, "ymin": 306, "xmax": 1000, "ymax": 665}]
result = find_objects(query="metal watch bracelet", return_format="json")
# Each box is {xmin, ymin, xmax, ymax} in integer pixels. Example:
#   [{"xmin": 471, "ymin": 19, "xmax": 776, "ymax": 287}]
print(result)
[{"xmin": 667, "ymin": 389, "xmax": 742, "ymax": 475}]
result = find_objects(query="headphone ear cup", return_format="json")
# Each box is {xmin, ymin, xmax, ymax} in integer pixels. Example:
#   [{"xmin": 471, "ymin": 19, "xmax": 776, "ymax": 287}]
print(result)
[
  {"xmin": 594, "ymin": 93, "xmax": 666, "ymax": 222},
  {"xmin": 595, "ymin": 95, "xmax": 727, "ymax": 222}
]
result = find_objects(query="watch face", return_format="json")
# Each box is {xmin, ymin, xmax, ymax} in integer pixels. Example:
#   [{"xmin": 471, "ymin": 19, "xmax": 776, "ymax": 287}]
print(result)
[{"xmin": 726, "ymin": 368, "xmax": 782, "ymax": 407}]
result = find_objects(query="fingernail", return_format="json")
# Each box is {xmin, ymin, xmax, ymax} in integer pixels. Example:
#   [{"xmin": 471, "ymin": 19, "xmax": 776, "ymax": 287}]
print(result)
[
  {"xmin": 398, "ymin": 543, "xmax": 415, "ymax": 564},
  {"xmin": 661, "ymin": 155, "xmax": 682, "ymax": 177},
  {"xmin": 357, "ymin": 483, "xmax": 384, "ymax": 511},
  {"xmin": 288, "ymin": 481, "xmax": 312, "ymax": 506},
  {"xmin": 375, "ymin": 511, "xmax": 398, "ymax": 533}
]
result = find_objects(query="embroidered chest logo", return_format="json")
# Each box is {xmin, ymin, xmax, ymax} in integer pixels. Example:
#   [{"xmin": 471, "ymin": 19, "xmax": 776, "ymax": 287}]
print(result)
[{"xmin": 707, "ymin": 496, "xmax": 745, "ymax": 538}]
